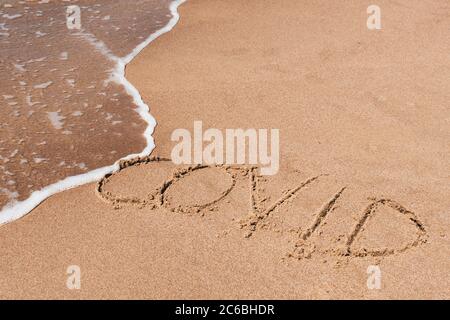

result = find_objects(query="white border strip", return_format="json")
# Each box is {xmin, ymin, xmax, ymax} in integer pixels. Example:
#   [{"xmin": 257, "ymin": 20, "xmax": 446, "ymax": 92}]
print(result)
[{"xmin": 0, "ymin": 0, "xmax": 186, "ymax": 225}]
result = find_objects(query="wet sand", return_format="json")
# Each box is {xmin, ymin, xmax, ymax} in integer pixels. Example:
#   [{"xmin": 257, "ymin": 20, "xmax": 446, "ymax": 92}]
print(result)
[
  {"xmin": 0, "ymin": 0, "xmax": 449, "ymax": 299},
  {"xmin": 0, "ymin": 0, "xmax": 172, "ymax": 218}
]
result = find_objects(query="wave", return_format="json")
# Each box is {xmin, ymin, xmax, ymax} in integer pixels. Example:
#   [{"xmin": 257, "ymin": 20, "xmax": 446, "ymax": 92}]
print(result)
[{"xmin": 0, "ymin": 0, "xmax": 186, "ymax": 225}]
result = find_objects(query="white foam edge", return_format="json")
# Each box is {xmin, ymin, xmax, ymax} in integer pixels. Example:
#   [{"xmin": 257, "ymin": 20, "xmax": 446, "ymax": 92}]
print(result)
[{"xmin": 0, "ymin": 0, "xmax": 186, "ymax": 226}]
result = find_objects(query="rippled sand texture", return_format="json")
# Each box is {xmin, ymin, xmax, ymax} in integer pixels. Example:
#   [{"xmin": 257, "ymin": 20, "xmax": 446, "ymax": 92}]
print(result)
[{"xmin": 0, "ymin": 0, "xmax": 173, "ymax": 211}]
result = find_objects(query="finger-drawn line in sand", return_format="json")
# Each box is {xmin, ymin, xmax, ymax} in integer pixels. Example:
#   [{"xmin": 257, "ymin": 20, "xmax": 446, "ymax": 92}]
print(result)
[
  {"xmin": 287, "ymin": 187, "xmax": 347, "ymax": 259},
  {"xmin": 240, "ymin": 173, "xmax": 325, "ymax": 238},
  {"xmin": 249, "ymin": 167, "xmax": 260, "ymax": 214},
  {"xmin": 96, "ymin": 157, "xmax": 428, "ymax": 259},
  {"xmin": 344, "ymin": 198, "xmax": 428, "ymax": 257},
  {"xmin": 289, "ymin": 196, "xmax": 428, "ymax": 260},
  {"xmin": 300, "ymin": 187, "xmax": 347, "ymax": 241},
  {"xmin": 97, "ymin": 156, "xmax": 172, "ymax": 208},
  {"xmin": 97, "ymin": 156, "xmax": 237, "ymax": 214},
  {"xmin": 161, "ymin": 165, "xmax": 237, "ymax": 214}
]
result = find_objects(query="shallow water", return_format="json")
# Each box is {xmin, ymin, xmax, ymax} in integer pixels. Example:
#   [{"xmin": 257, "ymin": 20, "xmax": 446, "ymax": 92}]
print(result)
[{"xmin": 0, "ymin": 0, "xmax": 174, "ymax": 216}]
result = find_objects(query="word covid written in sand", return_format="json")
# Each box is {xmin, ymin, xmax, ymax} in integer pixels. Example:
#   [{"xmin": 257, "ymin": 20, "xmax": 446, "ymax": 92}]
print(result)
[{"xmin": 97, "ymin": 157, "xmax": 428, "ymax": 261}]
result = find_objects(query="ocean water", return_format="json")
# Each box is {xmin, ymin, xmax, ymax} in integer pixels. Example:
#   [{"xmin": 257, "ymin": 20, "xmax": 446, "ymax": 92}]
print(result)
[{"xmin": 0, "ymin": 0, "xmax": 183, "ymax": 223}]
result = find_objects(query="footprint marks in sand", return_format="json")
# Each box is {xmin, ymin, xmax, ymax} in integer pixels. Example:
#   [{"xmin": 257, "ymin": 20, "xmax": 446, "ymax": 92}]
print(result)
[{"xmin": 96, "ymin": 156, "xmax": 428, "ymax": 260}]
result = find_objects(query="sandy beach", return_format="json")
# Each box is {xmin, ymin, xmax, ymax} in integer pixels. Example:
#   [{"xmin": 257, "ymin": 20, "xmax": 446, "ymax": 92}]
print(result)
[{"xmin": 0, "ymin": 0, "xmax": 449, "ymax": 299}]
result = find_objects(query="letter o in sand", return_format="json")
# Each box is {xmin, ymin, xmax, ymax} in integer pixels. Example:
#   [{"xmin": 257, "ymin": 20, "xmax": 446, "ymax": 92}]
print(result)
[
  {"xmin": 162, "ymin": 165, "xmax": 236, "ymax": 214},
  {"xmin": 97, "ymin": 157, "xmax": 175, "ymax": 207}
]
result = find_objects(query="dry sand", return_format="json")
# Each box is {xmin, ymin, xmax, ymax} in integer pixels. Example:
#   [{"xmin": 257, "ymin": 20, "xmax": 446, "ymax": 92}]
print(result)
[{"xmin": 0, "ymin": 0, "xmax": 449, "ymax": 299}]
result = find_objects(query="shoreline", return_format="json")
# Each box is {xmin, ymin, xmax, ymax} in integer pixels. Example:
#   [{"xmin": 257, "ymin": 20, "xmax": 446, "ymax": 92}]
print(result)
[
  {"xmin": 0, "ymin": 0, "xmax": 186, "ymax": 226},
  {"xmin": 0, "ymin": 0, "xmax": 448, "ymax": 299}
]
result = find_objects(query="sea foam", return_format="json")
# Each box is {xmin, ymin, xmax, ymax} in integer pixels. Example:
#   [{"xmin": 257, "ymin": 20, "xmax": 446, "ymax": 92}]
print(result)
[{"xmin": 0, "ymin": 0, "xmax": 186, "ymax": 225}]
